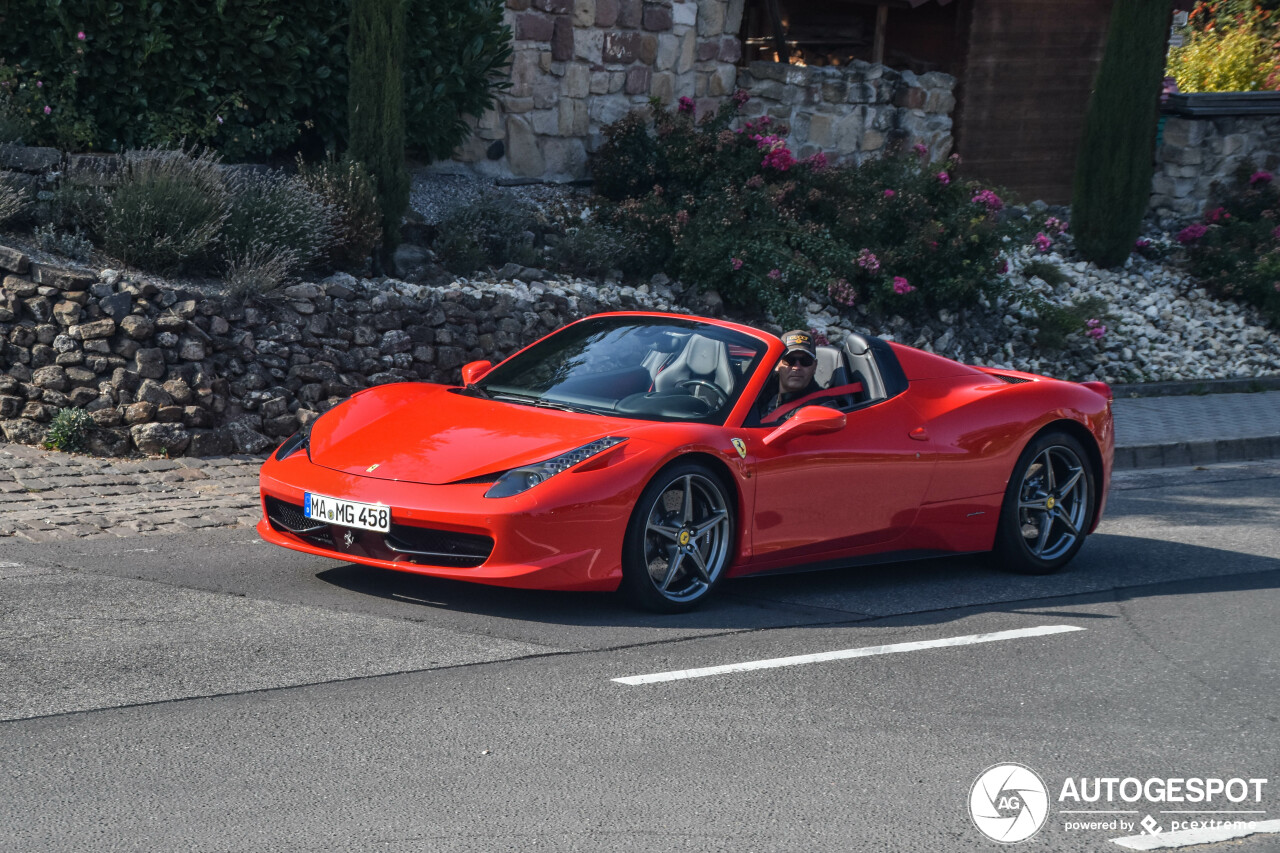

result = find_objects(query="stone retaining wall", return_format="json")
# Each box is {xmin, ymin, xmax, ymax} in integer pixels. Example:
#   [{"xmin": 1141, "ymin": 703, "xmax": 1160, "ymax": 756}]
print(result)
[
  {"xmin": 734, "ymin": 61, "xmax": 956, "ymax": 163},
  {"xmin": 0, "ymin": 245, "xmax": 674, "ymax": 457},
  {"xmin": 1149, "ymin": 114, "xmax": 1280, "ymax": 218}
]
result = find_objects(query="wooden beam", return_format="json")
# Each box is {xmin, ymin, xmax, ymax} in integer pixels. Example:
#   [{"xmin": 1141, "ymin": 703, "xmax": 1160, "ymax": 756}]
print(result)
[{"xmin": 872, "ymin": 4, "xmax": 888, "ymax": 64}]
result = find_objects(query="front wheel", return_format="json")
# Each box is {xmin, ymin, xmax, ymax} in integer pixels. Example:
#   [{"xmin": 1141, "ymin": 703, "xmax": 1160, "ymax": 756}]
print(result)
[
  {"xmin": 621, "ymin": 462, "xmax": 735, "ymax": 612},
  {"xmin": 993, "ymin": 431, "xmax": 1095, "ymax": 575}
]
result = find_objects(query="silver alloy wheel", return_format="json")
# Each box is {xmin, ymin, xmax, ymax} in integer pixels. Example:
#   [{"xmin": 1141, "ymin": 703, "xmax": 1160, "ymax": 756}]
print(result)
[
  {"xmin": 1016, "ymin": 445, "xmax": 1089, "ymax": 561},
  {"xmin": 641, "ymin": 472, "xmax": 732, "ymax": 603}
]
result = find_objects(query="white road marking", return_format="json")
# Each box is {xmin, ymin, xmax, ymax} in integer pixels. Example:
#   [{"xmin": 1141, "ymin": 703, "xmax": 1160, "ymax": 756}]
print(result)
[
  {"xmin": 612, "ymin": 624, "xmax": 1085, "ymax": 685},
  {"xmin": 1110, "ymin": 818, "xmax": 1280, "ymax": 850},
  {"xmin": 0, "ymin": 561, "xmax": 23, "ymax": 568}
]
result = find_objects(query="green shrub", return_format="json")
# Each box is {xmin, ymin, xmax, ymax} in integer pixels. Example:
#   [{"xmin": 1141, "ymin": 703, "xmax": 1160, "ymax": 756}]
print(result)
[
  {"xmin": 1021, "ymin": 259, "xmax": 1071, "ymax": 287},
  {"xmin": 33, "ymin": 223, "xmax": 93, "ymax": 263},
  {"xmin": 1168, "ymin": 1, "xmax": 1280, "ymax": 92},
  {"xmin": 404, "ymin": 0, "xmax": 513, "ymax": 161},
  {"xmin": 1026, "ymin": 294, "xmax": 1114, "ymax": 351},
  {"xmin": 297, "ymin": 154, "xmax": 382, "ymax": 270},
  {"xmin": 93, "ymin": 146, "xmax": 228, "ymax": 272},
  {"xmin": 1072, "ymin": 0, "xmax": 1172, "ymax": 267},
  {"xmin": 44, "ymin": 408, "xmax": 94, "ymax": 453},
  {"xmin": 0, "ymin": 0, "xmax": 511, "ymax": 162},
  {"xmin": 551, "ymin": 221, "xmax": 643, "ymax": 279},
  {"xmin": 221, "ymin": 169, "xmax": 335, "ymax": 272},
  {"xmin": 1180, "ymin": 168, "xmax": 1280, "ymax": 326},
  {"xmin": 348, "ymin": 0, "xmax": 409, "ymax": 251},
  {"xmin": 595, "ymin": 97, "xmax": 1025, "ymax": 324},
  {"xmin": 434, "ymin": 193, "xmax": 542, "ymax": 273}
]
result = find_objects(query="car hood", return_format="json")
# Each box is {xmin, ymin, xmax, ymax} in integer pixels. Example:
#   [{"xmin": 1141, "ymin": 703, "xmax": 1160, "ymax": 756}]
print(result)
[{"xmin": 306, "ymin": 383, "xmax": 637, "ymax": 485}]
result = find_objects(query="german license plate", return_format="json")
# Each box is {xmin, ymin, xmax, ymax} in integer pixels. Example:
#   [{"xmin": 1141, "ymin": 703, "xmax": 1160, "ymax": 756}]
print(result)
[{"xmin": 304, "ymin": 492, "xmax": 391, "ymax": 533}]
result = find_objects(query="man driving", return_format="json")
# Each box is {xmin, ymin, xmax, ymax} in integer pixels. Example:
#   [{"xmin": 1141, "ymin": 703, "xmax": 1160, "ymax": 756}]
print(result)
[{"xmin": 758, "ymin": 330, "xmax": 824, "ymax": 420}]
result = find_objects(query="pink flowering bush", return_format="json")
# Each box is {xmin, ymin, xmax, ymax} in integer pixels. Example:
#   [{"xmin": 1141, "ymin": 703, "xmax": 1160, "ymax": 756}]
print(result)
[
  {"xmin": 1033, "ymin": 232, "xmax": 1054, "ymax": 253},
  {"xmin": 594, "ymin": 96, "xmax": 1025, "ymax": 321},
  {"xmin": 1181, "ymin": 165, "xmax": 1280, "ymax": 326}
]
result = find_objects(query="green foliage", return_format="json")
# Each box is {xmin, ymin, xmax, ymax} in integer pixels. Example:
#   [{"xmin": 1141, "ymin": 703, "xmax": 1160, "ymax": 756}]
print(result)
[
  {"xmin": 595, "ymin": 99, "xmax": 1024, "ymax": 324},
  {"xmin": 0, "ymin": 0, "xmax": 511, "ymax": 162},
  {"xmin": 348, "ymin": 0, "xmax": 409, "ymax": 250},
  {"xmin": 297, "ymin": 154, "xmax": 382, "ymax": 270},
  {"xmin": 44, "ymin": 407, "xmax": 94, "ymax": 453},
  {"xmin": 221, "ymin": 168, "xmax": 335, "ymax": 272},
  {"xmin": 1021, "ymin": 259, "xmax": 1071, "ymax": 287},
  {"xmin": 434, "ymin": 193, "xmax": 541, "ymax": 273},
  {"xmin": 1026, "ymin": 294, "xmax": 1114, "ymax": 350},
  {"xmin": 1169, "ymin": 5, "xmax": 1280, "ymax": 91},
  {"xmin": 1073, "ymin": 0, "xmax": 1173, "ymax": 268},
  {"xmin": 1182, "ymin": 169, "xmax": 1280, "ymax": 325},
  {"xmin": 551, "ymin": 222, "xmax": 644, "ymax": 279},
  {"xmin": 404, "ymin": 0, "xmax": 512, "ymax": 161},
  {"xmin": 91, "ymin": 146, "xmax": 229, "ymax": 272}
]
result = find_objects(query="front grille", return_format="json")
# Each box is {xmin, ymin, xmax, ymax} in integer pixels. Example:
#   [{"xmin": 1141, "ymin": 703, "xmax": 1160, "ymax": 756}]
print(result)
[
  {"xmin": 264, "ymin": 496, "xmax": 493, "ymax": 568},
  {"xmin": 386, "ymin": 524, "xmax": 494, "ymax": 568},
  {"xmin": 265, "ymin": 495, "xmax": 328, "ymax": 535}
]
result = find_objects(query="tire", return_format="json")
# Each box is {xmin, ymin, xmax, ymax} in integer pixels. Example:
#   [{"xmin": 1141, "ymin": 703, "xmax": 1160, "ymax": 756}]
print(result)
[
  {"xmin": 993, "ymin": 431, "xmax": 1096, "ymax": 575},
  {"xmin": 620, "ymin": 461, "xmax": 735, "ymax": 612}
]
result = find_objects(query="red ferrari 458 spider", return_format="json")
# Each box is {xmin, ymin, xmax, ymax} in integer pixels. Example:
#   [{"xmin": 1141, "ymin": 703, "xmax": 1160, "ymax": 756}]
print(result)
[{"xmin": 258, "ymin": 312, "xmax": 1114, "ymax": 611}]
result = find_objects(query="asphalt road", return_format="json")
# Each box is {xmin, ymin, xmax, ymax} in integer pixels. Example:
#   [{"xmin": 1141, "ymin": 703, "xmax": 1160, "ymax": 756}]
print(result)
[{"xmin": 2, "ymin": 462, "xmax": 1278, "ymax": 852}]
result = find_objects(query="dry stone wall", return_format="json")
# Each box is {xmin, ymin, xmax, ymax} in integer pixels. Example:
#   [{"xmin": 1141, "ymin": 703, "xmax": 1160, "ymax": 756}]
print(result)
[
  {"xmin": 1150, "ymin": 114, "xmax": 1280, "ymax": 218},
  {"xmin": 0, "ymin": 244, "xmax": 674, "ymax": 457}
]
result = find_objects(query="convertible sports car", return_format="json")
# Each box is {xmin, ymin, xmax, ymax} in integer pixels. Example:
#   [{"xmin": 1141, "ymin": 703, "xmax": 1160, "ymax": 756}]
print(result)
[{"xmin": 258, "ymin": 312, "xmax": 1114, "ymax": 611}]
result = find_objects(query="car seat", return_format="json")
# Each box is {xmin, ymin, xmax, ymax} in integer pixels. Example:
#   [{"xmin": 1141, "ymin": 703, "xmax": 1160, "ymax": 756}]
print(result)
[
  {"xmin": 843, "ymin": 333, "xmax": 887, "ymax": 402},
  {"xmin": 653, "ymin": 334, "xmax": 735, "ymax": 397}
]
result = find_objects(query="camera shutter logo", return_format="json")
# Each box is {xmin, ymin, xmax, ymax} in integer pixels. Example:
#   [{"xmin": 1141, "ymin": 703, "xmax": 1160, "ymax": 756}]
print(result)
[{"xmin": 969, "ymin": 763, "xmax": 1050, "ymax": 843}]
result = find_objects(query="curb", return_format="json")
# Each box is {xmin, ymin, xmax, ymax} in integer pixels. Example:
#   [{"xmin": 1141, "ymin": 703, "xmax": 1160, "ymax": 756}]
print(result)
[
  {"xmin": 1110, "ymin": 376, "xmax": 1280, "ymax": 398},
  {"xmin": 1113, "ymin": 436, "xmax": 1280, "ymax": 470}
]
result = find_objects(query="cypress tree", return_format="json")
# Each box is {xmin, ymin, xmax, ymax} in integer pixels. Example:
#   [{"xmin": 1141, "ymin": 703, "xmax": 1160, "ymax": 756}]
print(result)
[
  {"xmin": 348, "ymin": 0, "xmax": 410, "ymax": 254},
  {"xmin": 1072, "ymin": 0, "xmax": 1173, "ymax": 267}
]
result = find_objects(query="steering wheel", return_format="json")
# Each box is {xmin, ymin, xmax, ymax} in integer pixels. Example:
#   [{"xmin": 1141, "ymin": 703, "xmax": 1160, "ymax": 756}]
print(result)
[{"xmin": 676, "ymin": 379, "xmax": 728, "ymax": 407}]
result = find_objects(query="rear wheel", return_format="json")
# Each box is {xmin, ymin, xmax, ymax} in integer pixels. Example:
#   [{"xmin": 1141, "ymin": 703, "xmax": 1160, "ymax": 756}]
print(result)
[
  {"xmin": 621, "ymin": 462, "xmax": 734, "ymax": 612},
  {"xmin": 994, "ymin": 431, "xmax": 1095, "ymax": 575}
]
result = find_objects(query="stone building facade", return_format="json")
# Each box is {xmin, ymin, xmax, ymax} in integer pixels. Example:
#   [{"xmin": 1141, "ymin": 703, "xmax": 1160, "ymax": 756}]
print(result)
[
  {"xmin": 1149, "ymin": 114, "xmax": 1280, "ymax": 218},
  {"xmin": 446, "ymin": 0, "xmax": 957, "ymax": 182}
]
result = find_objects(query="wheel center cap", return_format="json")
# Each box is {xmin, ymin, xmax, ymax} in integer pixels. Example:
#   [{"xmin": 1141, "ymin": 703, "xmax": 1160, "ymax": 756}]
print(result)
[
  {"xmin": 1046, "ymin": 496, "xmax": 1056, "ymax": 510},
  {"xmin": 678, "ymin": 529, "xmax": 691, "ymax": 546}
]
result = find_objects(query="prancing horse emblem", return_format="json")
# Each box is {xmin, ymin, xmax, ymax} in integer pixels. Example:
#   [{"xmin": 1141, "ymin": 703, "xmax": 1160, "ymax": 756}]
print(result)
[
  {"xmin": 343, "ymin": 529, "xmax": 355, "ymax": 548},
  {"xmin": 366, "ymin": 463, "xmax": 380, "ymax": 472},
  {"xmin": 730, "ymin": 438, "xmax": 747, "ymax": 459}
]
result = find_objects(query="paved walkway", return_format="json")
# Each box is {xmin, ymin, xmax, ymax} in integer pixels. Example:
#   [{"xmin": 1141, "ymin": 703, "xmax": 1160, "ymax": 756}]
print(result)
[{"xmin": 1, "ymin": 390, "xmax": 1279, "ymax": 544}]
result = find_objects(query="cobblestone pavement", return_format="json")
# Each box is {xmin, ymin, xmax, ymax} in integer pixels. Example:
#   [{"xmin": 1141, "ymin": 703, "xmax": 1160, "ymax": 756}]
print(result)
[
  {"xmin": 0, "ymin": 443, "xmax": 262, "ymax": 543},
  {"xmin": 3, "ymin": 390, "xmax": 1280, "ymax": 544}
]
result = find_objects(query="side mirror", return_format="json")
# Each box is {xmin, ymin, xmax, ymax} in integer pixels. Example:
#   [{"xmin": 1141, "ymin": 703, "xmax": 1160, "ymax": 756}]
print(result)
[
  {"xmin": 460, "ymin": 360, "xmax": 492, "ymax": 385},
  {"xmin": 762, "ymin": 405, "xmax": 846, "ymax": 446}
]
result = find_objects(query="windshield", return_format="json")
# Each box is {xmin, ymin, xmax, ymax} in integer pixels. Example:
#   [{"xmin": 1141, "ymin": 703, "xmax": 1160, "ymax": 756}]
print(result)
[{"xmin": 473, "ymin": 316, "xmax": 768, "ymax": 424}]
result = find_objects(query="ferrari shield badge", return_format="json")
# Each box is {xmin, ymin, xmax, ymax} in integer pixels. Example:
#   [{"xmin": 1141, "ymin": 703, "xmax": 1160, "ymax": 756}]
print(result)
[
  {"xmin": 730, "ymin": 438, "xmax": 747, "ymax": 459},
  {"xmin": 366, "ymin": 463, "xmax": 380, "ymax": 473}
]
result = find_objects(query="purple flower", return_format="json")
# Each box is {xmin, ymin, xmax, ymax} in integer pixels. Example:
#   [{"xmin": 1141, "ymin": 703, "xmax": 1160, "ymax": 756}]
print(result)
[
  {"xmin": 803, "ymin": 151, "xmax": 828, "ymax": 170},
  {"xmin": 997, "ymin": 259, "xmax": 1009, "ymax": 274},
  {"xmin": 768, "ymin": 268, "xmax": 782, "ymax": 280},
  {"xmin": 732, "ymin": 89, "xmax": 750, "ymax": 107},
  {"xmin": 971, "ymin": 189, "xmax": 1003, "ymax": 212},
  {"xmin": 1086, "ymin": 319, "xmax": 1107, "ymax": 340},
  {"xmin": 1205, "ymin": 206, "xmax": 1230, "ymax": 223},
  {"xmin": 1273, "ymin": 225, "xmax": 1280, "ymax": 242},
  {"xmin": 677, "ymin": 96, "xmax": 695, "ymax": 115},
  {"xmin": 883, "ymin": 189, "xmax": 896, "ymax": 198},
  {"xmin": 43, "ymin": 105, "xmax": 51, "ymax": 115},
  {"xmin": 1135, "ymin": 237, "xmax": 1151, "ymax": 249},
  {"xmin": 1250, "ymin": 170, "xmax": 1273, "ymax": 185},
  {"xmin": 936, "ymin": 171, "xmax": 950, "ymax": 185},
  {"xmin": 1177, "ymin": 223, "xmax": 1208, "ymax": 244},
  {"xmin": 216, "ymin": 115, "xmax": 223, "ymax": 125},
  {"xmin": 36, "ymin": 80, "xmax": 43, "ymax": 88},
  {"xmin": 77, "ymin": 31, "xmax": 86, "ymax": 40},
  {"xmin": 892, "ymin": 276, "xmax": 915, "ymax": 295},
  {"xmin": 1044, "ymin": 216, "xmax": 1069, "ymax": 235},
  {"xmin": 730, "ymin": 257, "xmax": 743, "ymax": 271},
  {"xmin": 675, "ymin": 209, "xmax": 689, "ymax": 226},
  {"xmin": 1033, "ymin": 232, "xmax": 1053, "ymax": 253},
  {"xmin": 828, "ymin": 278, "xmax": 857, "ymax": 307},
  {"xmin": 856, "ymin": 249, "xmax": 880, "ymax": 273},
  {"xmin": 913, "ymin": 142, "xmax": 928, "ymax": 158}
]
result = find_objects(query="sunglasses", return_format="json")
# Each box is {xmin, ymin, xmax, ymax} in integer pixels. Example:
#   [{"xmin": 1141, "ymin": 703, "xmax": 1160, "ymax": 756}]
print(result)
[{"xmin": 781, "ymin": 353, "xmax": 815, "ymax": 367}]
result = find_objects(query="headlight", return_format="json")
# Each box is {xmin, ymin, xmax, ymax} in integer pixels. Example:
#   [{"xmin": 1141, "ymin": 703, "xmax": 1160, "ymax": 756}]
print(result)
[{"xmin": 484, "ymin": 437, "xmax": 627, "ymax": 498}]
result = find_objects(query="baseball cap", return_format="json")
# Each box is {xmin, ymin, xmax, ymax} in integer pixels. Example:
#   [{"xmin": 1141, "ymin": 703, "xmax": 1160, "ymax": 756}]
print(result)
[{"xmin": 780, "ymin": 330, "xmax": 816, "ymax": 357}]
